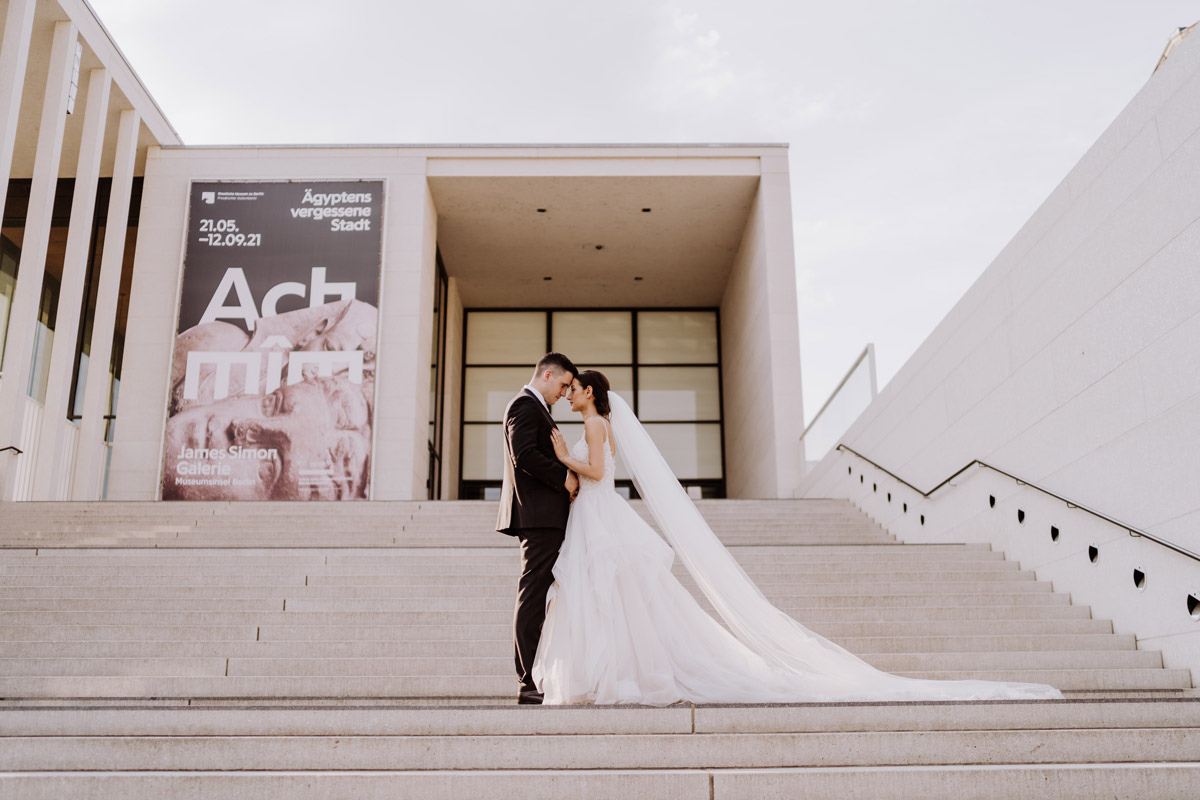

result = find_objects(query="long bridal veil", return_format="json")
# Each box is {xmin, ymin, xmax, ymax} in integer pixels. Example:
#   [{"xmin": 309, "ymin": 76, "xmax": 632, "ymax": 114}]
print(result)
[{"xmin": 607, "ymin": 394, "xmax": 1062, "ymax": 701}]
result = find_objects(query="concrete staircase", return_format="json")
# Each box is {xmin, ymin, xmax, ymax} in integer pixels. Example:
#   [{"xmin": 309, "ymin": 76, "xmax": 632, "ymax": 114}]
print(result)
[{"xmin": 0, "ymin": 498, "xmax": 1196, "ymax": 798}]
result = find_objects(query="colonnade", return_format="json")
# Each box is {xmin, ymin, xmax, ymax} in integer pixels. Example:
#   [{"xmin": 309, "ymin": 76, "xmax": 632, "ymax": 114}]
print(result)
[{"xmin": 0, "ymin": 0, "xmax": 175, "ymax": 500}]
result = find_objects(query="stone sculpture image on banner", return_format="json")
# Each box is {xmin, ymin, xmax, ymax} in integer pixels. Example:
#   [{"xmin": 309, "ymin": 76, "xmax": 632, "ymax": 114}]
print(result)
[{"xmin": 161, "ymin": 180, "xmax": 383, "ymax": 501}]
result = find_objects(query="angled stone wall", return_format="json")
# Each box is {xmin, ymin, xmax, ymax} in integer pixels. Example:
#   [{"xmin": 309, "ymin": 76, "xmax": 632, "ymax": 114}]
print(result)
[{"xmin": 801, "ymin": 34, "xmax": 1200, "ymax": 677}]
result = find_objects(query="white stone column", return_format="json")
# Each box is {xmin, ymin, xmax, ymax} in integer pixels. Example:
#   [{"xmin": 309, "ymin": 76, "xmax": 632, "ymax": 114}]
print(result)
[
  {"xmin": 758, "ymin": 164, "xmax": 804, "ymax": 497},
  {"xmin": 31, "ymin": 68, "xmax": 111, "ymax": 500},
  {"xmin": 0, "ymin": 19, "xmax": 79, "ymax": 501},
  {"xmin": 372, "ymin": 176, "xmax": 437, "ymax": 500},
  {"xmin": 72, "ymin": 107, "xmax": 139, "ymax": 500},
  {"xmin": 0, "ymin": 0, "xmax": 37, "ymax": 226}
]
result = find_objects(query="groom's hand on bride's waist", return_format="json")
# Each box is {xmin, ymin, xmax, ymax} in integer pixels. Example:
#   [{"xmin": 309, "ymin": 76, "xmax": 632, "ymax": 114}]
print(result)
[{"xmin": 565, "ymin": 471, "xmax": 579, "ymax": 500}]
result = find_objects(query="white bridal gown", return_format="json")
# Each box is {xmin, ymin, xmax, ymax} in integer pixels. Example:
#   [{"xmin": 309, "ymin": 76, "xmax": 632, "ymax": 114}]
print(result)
[{"xmin": 532, "ymin": 413, "xmax": 1063, "ymax": 706}]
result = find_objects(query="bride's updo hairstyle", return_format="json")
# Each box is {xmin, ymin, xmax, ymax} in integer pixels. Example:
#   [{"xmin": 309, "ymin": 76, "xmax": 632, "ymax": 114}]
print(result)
[{"xmin": 576, "ymin": 370, "xmax": 611, "ymax": 417}]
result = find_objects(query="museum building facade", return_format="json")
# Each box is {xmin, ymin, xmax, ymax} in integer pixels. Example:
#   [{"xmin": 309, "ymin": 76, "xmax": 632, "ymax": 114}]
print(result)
[{"xmin": 0, "ymin": 0, "xmax": 805, "ymax": 503}]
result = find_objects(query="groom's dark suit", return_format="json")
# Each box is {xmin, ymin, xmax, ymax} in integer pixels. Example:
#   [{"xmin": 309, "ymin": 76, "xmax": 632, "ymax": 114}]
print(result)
[{"xmin": 496, "ymin": 388, "xmax": 571, "ymax": 699}]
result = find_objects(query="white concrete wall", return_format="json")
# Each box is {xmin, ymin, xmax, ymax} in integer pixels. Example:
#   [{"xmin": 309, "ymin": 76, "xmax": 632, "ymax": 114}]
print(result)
[
  {"xmin": 107, "ymin": 148, "xmax": 436, "ymax": 501},
  {"xmin": 720, "ymin": 154, "xmax": 804, "ymax": 498},
  {"xmin": 800, "ymin": 36, "xmax": 1200, "ymax": 678}
]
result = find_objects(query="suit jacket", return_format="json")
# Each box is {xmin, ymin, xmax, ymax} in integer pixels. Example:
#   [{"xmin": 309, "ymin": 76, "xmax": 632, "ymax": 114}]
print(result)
[{"xmin": 496, "ymin": 389, "xmax": 571, "ymax": 535}]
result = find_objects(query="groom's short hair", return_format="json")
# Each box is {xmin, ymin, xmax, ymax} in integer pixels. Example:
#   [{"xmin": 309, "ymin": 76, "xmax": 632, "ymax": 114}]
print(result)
[{"xmin": 535, "ymin": 352, "xmax": 577, "ymax": 379}]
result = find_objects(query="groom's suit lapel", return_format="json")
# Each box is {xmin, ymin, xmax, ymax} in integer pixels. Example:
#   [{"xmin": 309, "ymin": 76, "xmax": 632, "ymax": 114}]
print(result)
[{"xmin": 523, "ymin": 387, "xmax": 558, "ymax": 429}]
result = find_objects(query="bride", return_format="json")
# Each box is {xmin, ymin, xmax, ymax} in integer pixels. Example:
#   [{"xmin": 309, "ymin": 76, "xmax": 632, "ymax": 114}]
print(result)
[{"xmin": 531, "ymin": 369, "xmax": 1063, "ymax": 706}]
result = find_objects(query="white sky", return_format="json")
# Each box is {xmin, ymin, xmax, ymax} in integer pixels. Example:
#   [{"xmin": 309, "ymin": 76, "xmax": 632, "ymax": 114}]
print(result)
[{"xmin": 88, "ymin": 0, "xmax": 1200, "ymax": 420}]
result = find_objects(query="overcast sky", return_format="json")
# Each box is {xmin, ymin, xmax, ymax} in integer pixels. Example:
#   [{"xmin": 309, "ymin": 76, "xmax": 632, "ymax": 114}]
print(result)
[{"xmin": 89, "ymin": 0, "xmax": 1199, "ymax": 420}]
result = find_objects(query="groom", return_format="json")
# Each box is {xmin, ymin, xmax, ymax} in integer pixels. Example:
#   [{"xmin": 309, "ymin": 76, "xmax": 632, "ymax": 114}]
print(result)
[{"xmin": 496, "ymin": 352, "xmax": 579, "ymax": 705}]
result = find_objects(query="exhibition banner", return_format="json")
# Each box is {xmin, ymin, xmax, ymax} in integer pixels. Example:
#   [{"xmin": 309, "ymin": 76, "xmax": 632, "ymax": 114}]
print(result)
[{"xmin": 162, "ymin": 180, "xmax": 383, "ymax": 501}]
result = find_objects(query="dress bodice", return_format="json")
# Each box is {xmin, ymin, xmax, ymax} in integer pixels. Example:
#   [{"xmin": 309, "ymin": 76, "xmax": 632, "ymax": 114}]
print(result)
[{"xmin": 571, "ymin": 422, "xmax": 615, "ymax": 494}]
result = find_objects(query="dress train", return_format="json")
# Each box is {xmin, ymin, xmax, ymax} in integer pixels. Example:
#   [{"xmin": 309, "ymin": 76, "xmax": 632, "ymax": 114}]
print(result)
[{"xmin": 532, "ymin": 406, "xmax": 1062, "ymax": 706}]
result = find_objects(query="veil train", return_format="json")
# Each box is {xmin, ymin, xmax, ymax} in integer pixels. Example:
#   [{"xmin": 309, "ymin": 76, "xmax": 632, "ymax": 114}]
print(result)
[{"xmin": 607, "ymin": 394, "xmax": 1061, "ymax": 701}]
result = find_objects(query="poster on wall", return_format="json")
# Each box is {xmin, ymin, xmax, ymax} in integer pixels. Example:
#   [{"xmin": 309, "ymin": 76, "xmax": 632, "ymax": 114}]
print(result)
[{"xmin": 161, "ymin": 180, "xmax": 383, "ymax": 501}]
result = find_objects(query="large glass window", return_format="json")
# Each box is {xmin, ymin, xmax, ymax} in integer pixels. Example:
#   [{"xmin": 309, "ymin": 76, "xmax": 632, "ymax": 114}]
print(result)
[
  {"xmin": 637, "ymin": 366, "xmax": 720, "ymax": 421},
  {"xmin": 26, "ymin": 273, "xmax": 60, "ymax": 402},
  {"xmin": 465, "ymin": 311, "xmax": 546, "ymax": 364},
  {"xmin": 68, "ymin": 220, "xmax": 134, "ymax": 425},
  {"xmin": 0, "ymin": 210, "xmax": 67, "ymax": 406},
  {"xmin": 465, "ymin": 366, "xmax": 538, "ymax": 422},
  {"xmin": 644, "ymin": 423, "xmax": 723, "ymax": 479},
  {"xmin": 0, "ymin": 236, "xmax": 19, "ymax": 369},
  {"xmin": 638, "ymin": 310, "xmax": 718, "ymax": 364},
  {"xmin": 551, "ymin": 310, "xmax": 632, "ymax": 363},
  {"xmin": 2, "ymin": 179, "xmax": 137, "ymax": 425},
  {"xmin": 460, "ymin": 309, "xmax": 723, "ymax": 499},
  {"xmin": 1, "ymin": 179, "xmax": 137, "ymax": 501},
  {"xmin": 461, "ymin": 420, "xmax": 506, "ymax": 481}
]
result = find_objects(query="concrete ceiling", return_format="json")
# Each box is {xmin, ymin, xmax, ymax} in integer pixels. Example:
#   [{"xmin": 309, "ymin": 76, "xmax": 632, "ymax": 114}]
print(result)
[{"xmin": 429, "ymin": 174, "xmax": 760, "ymax": 308}]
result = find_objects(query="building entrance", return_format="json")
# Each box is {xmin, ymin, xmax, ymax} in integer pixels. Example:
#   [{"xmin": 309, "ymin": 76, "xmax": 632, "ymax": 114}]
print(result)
[{"xmin": 459, "ymin": 308, "xmax": 725, "ymax": 499}]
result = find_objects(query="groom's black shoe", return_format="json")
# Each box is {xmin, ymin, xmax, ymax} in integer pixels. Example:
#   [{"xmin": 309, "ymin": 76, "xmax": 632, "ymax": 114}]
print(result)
[{"xmin": 517, "ymin": 690, "xmax": 544, "ymax": 705}]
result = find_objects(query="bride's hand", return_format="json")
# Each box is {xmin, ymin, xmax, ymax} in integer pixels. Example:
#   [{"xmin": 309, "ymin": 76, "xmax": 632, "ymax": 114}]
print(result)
[{"xmin": 550, "ymin": 428, "xmax": 569, "ymax": 461}]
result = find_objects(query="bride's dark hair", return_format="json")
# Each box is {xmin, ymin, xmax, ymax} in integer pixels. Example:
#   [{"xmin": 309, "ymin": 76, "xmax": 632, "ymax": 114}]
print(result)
[{"xmin": 576, "ymin": 370, "xmax": 611, "ymax": 417}]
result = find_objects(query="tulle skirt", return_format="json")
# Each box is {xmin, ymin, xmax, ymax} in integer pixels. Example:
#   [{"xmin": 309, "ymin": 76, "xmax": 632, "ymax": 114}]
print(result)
[{"xmin": 532, "ymin": 486, "xmax": 1064, "ymax": 706}]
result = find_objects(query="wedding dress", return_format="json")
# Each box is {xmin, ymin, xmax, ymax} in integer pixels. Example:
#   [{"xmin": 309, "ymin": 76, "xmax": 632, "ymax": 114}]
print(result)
[{"xmin": 531, "ymin": 395, "xmax": 1063, "ymax": 706}]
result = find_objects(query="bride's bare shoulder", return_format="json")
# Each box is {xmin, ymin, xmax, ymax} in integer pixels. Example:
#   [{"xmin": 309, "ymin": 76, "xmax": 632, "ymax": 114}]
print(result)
[{"xmin": 584, "ymin": 415, "xmax": 614, "ymax": 457}]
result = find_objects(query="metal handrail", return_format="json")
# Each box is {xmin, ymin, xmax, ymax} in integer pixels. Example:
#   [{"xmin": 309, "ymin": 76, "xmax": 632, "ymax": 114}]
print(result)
[
  {"xmin": 837, "ymin": 444, "xmax": 1200, "ymax": 564},
  {"xmin": 0, "ymin": 446, "xmax": 22, "ymax": 455}
]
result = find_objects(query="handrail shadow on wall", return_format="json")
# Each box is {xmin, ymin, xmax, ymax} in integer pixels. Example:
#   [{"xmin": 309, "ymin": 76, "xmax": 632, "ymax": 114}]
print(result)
[{"xmin": 836, "ymin": 444, "xmax": 1200, "ymax": 564}]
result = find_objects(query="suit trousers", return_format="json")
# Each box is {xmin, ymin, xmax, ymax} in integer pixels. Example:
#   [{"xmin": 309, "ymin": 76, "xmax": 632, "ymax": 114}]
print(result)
[{"xmin": 513, "ymin": 526, "xmax": 566, "ymax": 694}]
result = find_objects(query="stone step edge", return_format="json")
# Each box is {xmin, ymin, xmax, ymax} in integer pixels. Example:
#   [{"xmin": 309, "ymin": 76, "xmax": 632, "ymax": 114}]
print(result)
[
  {"xmin": 0, "ymin": 763, "xmax": 1196, "ymax": 787},
  {"xmin": 0, "ymin": 689, "xmax": 1188, "ymax": 703},
  {"xmin": 5, "ymin": 740, "xmax": 1200, "ymax": 775},
  {"xmin": 0, "ymin": 690, "xmax": 1190, "ymax": 708},
  {"xmin": 0, "ymin": 543, "xmax": 985, "ymax": 551},
  {"xmin": 3, "ymin": 698, "xmax": 1200, "ymax": 736}
]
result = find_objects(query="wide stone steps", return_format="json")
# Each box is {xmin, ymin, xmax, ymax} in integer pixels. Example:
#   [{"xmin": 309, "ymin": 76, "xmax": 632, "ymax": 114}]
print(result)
[
  {"xmin": 7, "ymin": 728, "xmax": 1200, "ymax": 771},
  {"xmin": 0, "ymin": 595, "xmax": 1074, "ymax": 613},
  {"xmin": 6, "ymin": 700, "xmax": 1198, "ymax": 734},
  {"xmin": 0, "ymin": 556, "xmax": 1025, "ymax": 571},
  {"xmin": 6, "ymin": 533, "xmax": 896, "ymax": 547},
  {"xmin": 0, "ymin": 591, "xmax": 1070, "ymax": 609},
  {"xmin": 4, "ymin": 766, "xmax": 1200, "ymax": 800},
  {"xmin": 0, "ymin": 499, "xmax": 891, "ymax": 548},
  {"xmin": 0, "ymin": 671, "xmax": 1190, "ymax": 695},
  {"xmin": 0, "ymin": 562, "xmax": 1034, "ymax": 579},
  {"xmin": 5, "ymin": 765, "xmax": 1198, "ymax": 800},
  {"xmin": 1, "ymin": 497, "xmax": 1195, "ymax": 797},
  {"xmin": 0, "ymin": 616, "xmax": 1116, "ymax": 643},
  {"xmin": 0, "ymin": 649, "xmax": 1166, "ymax": 676},
  {"xmin": 1, "ymin": 702, "xmax": 1198, "ymax": 798},
  {"xmin": 0, "ymin": 632, "xmax": 1138, "ymax": 657},
  {"xmin": 1, "ymin": 669, "xmax": 1190, "ymax": 698}
]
